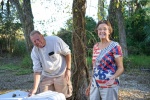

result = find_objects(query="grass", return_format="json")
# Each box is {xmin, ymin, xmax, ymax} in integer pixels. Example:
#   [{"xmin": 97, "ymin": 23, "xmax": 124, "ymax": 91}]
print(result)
[
  {"xmin": 128, "ymin": 55, "xmax": 150, "ymax": 68},
  {"xmin": 0, "ymin": 55, "xmax": 33, "ymax": 75},
  {"xmin": 0, "ymin": 64, "xmax": 20, "ymax": 70},
  {"xmin": 124, "ymin": 55, "xmax": 150, "ymax": 70},
  {"xmin": 0, "ymin": 64, "xmax": 32, "ymax": 75}
]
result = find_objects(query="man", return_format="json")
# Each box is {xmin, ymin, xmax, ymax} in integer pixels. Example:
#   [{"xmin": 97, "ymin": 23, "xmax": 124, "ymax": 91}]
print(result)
[{"xmin": 29, "ymin": 30, "xmax": 72, "ymax": 99}]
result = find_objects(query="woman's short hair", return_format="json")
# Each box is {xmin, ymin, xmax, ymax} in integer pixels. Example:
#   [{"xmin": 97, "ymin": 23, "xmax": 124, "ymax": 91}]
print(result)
[{"xmin": 95, "ymin": 20, "xmax": 113, "ymax": 34}]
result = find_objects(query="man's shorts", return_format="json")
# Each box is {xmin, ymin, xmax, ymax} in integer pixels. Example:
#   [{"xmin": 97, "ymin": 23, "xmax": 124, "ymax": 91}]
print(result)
[{"xmin": 39, "ymin": 73, "xmax": 72, "ymax": 98}]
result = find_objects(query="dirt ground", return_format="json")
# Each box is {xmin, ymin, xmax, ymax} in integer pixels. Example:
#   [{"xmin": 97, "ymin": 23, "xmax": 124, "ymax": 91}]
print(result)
[
  {"xmin": 119, "ymin": 70, "xmax": 150, "ymax": 100},
  {"xmin": 0, "ymin": 57, "xmax": 150, "ymax": 100}
]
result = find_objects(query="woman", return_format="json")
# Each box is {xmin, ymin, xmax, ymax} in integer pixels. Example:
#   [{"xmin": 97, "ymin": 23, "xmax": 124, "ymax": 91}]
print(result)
[{"xmin": 85, "ymin": 20, "xmax": 124, "ymax": 100}]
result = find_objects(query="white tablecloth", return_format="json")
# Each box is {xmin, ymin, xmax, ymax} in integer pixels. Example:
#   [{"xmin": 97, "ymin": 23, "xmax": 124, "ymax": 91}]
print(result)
[{"xmin": 0, "ymin": 90, "xmax": 66, "ymax": 100}]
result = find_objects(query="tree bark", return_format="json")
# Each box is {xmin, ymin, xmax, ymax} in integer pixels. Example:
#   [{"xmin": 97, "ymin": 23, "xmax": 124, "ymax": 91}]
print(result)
[
  {"xmin": 10, "ymin": 0, "xmax": 34, "ymax": 52},
  {"xmin": 97, "ymin": 0, "xmax": 105, "ymax": 20},
  {"xmin": 72, "ymin": 0, "xmax": 90, "ymax": 100},
  {"xmin": 108, "ymin": 0, "xmax": 116, "ymax": 38},
  {"xmin": 115, "ymin": 0, "xmax": 128, "ymax": 57}
]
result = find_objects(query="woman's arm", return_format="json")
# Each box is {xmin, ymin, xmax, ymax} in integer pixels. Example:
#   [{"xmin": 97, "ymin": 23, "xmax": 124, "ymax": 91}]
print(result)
[
  {"xmin": 105, "ymin": 56, "xmax": 124, "ymax": 86},
  {"xmin": 113, "ymin": 56, "xmax": 124, "ymax": 78}
]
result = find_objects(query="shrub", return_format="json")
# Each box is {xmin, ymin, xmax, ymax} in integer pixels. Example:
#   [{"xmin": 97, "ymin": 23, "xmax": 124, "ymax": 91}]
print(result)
[
  {"xmin": 21, "ymin": 54, "xmax": 32, "ymax": 69},
  {"xmin": 12, "ymin": 40, "xmax": 27, "ymax": 56}
]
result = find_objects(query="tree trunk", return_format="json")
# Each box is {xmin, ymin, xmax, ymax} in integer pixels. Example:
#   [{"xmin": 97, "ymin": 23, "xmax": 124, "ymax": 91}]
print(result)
[
  {"xmin": 97, "ymin": 0, "xmax": 105, "ymax": 20},
  {"xmin": 108, "ymin": 0, "xmax": 116, "ymax": 39},
  {"xmin": 72, "ymin": 0, "xmax": 90, "ymax": 100},
  {"xmin": 10, "ymin": 0, "xmax": 34, "ymax": 53},
  {"xmin": 115, "ymin": 0, "xmax": 128, "ymax": 57}
]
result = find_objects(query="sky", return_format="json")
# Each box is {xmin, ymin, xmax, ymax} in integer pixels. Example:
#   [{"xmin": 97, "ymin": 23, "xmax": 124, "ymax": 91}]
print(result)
[
  {"xmin": 0, "ymin": 0, "xmax": 109, "ymax": 36},
  {"xmin": 31, "ymin": 0, "xmax": 109, "ymax": 36}
]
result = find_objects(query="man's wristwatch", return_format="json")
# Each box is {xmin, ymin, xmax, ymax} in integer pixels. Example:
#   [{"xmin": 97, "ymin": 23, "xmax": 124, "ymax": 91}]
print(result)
[{"xmin": 66, "ymin": 68, "xmax": 71, "ymax": 70}]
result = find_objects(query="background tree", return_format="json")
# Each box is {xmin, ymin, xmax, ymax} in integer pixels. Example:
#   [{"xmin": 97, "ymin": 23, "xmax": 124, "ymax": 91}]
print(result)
[
  {"xmin": 85, "ymin": 16, "xmax": 97, "ymax": 49},
  {"xmin": 125, "ymin": 0, "xmax": 150, "ymax": 55},
  {"xmin": 57, "ymin": 16, "xmax": 97, "ymax": 50},
  {"xmin": 72, "ymin": 0, "xmax": 90, "ymax": 99},
  {"xmin": 0, "ymin": 0, "xmax": 24, "ymax": 55},
  {"xmin": 108, "ymin": 0, "xmax": 117, "ymax": 39},
  {"xmin": 115, "ymin": 0, "xmax": 128, "ymax": 57},
  {"xmin": 107, "ymin": 0, "xmax": 128, "ymax": 57},
  {"xmin": 97, "ymin": 0, "xmax": 105, "ymax": 20},
  {"xmin": 10, "ymin": 0, "xmax": 34, "ymax": 52},
  {"xmin": 57, "ymin": 28, "xmax": 72, "ymax": 50}
]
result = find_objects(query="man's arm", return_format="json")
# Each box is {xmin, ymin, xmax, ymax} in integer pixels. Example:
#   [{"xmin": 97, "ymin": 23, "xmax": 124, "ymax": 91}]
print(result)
[
  {"xmin": 29, "ymin": 72, "xmax": 41, "ymax": 96},
  {"xmin": 66, "ymin": 53, "xmax": 71, "ymax": 70},
  {"xmin": 65, "ymin": 53, "xmax": 71, "ymax": 81}
]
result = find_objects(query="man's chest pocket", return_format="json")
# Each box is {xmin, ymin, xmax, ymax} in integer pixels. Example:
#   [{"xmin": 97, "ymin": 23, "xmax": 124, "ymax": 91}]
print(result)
[{"xmin": 49, "ymin": 53, "xmax": 59, "ymax": 62}]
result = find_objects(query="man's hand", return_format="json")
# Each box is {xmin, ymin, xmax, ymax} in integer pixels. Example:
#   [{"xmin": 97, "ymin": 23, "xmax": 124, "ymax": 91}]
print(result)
[
  {"xmin": 28, "ymin": 89, "xmax": 36, "ymax": 97},
  {"xmin": 65, "ymin": 70, "xmax": 71, "ymax": 81}
]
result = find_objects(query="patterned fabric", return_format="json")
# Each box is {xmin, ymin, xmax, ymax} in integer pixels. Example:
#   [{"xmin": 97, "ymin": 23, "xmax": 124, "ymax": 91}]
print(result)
[
  {"xmin": 92, "ymin": 43, "xmax": 101, "ymax": 64},
  {"xmin": 92, "ymin": 41, "xmax": 123, "ymax": 88}
]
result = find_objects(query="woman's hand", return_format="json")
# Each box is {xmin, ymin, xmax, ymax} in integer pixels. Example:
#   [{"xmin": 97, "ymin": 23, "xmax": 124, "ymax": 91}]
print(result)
[
  {"xmin": 85, "ymin": 85, "xmax": 90, "ymax": 96},
  {"xmin": 105, "ymin": 76, "xmax": 115, "ymax": 86}
]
